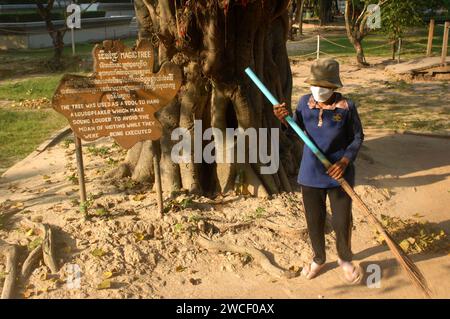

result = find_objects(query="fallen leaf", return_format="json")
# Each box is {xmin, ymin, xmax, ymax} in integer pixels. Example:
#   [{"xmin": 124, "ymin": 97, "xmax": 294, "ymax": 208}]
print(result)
[
  {"xmin": 94, "ymin": 208, "xmax": 109, "ymax": 217},
  {"xmin": 28, "ymin": 238, "xmax": 43, "ymax": 251},
  {"xmin": 91, "ymin": 248, "xmax": 106, "ymax": 258},
  {"xmin": 132, "ymin": 194, "xmax": 146, "ymax": 202},
  {"xmin": 176, "ymin": 265, "xmax": 186, "ymax": 272},
  {"xmin": 102, "ymin": 271, "xmax": 113, "ymax": 279},
  {"xmin": 399, "ymin": 240, "xmax": 410, "ymax": 252},
  {"xmin": 134, "ymin": 232, "xmax": 145, "ymax": 242},
  {"xmin": 97, "ymin": 279, "xmax": 111, "ymax": 290}
]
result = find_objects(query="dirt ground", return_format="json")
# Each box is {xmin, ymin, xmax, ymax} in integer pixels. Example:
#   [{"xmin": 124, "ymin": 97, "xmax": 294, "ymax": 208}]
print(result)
[{"xmin": 0, "ymin": 59, "xmax": 449, "ymax": 299}]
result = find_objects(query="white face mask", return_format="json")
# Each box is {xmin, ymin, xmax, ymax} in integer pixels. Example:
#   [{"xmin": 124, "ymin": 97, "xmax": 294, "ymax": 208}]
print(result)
[{"xmin": 310, "ymin": 86, "xmax": 334, "ymax": 102}]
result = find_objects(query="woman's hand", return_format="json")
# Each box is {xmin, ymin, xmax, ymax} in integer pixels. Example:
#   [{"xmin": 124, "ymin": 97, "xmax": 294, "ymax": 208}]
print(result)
[
  {"xmin": 327, "ymin": 157, "xmax": 350, "ymax": 180},
  {"xmin": 273, "ymin": 103, "xmax": 289, "ymax": 126}
]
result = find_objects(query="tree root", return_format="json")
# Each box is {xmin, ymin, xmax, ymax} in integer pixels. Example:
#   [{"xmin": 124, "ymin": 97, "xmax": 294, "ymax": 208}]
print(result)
[
  {"xmin": 0, "ymin": 242, "xmax": 18, "ymax": 299},
  {"xmin": 197, "ymin": 236, "xmax": 296, "ymax": 279},
  {"xmin": 20, "ymin": 219, "xmax": 58, "ymax": 274},
  {"xmin": 255, "ymin": 219, "xmax": 308, "ymax": 240},
  {"xmin": 21, "ymin": 246, "xmax": 42, "ymax": 278},
  {"xmin": 218, "ymin": 218, "xmax": 307, "ymax": 240}
]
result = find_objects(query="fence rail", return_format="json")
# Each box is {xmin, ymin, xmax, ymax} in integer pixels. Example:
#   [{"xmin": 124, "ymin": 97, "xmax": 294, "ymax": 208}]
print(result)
[{"xmin": 290, "ymin": 26, "xmax": 449, "ymax": 62}]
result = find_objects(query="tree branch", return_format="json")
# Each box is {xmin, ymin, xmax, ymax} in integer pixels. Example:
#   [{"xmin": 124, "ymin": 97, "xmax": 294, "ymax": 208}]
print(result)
[{"xmin": 355, "ymin": 3, "xmax": 368, "ymax": 27}]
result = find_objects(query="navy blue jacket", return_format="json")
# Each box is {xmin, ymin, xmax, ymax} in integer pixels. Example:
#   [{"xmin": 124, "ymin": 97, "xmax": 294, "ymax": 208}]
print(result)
[{"xmin": 293, "ymin": 93, "xmax": 364, "ymax": 188}]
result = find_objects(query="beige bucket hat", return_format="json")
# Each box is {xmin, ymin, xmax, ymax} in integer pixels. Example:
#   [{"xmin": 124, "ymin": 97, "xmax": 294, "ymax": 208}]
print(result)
[{"xmin": 305, "ymin": 58, "xmax": 343, "ymax": 88}]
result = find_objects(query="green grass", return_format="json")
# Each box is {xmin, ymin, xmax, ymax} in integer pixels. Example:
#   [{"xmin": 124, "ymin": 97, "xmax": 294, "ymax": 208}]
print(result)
[
  {"xmin": 348, "ymin": 88, "xmax": 449, "ymax": 133},
  {"xmin": 290, "ymin": 24, "xmax": 446, "ymax": 59},
  {"xmin": 0, "ymin": 75, "xmax": 63, "ymax": 101},
  {"xmin": 0, "ymin": 108, "xmax": 67, "ymax": 173}
]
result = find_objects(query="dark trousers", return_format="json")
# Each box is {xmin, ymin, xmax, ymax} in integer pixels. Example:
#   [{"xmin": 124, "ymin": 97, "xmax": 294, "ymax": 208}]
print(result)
[{"xmin": 301, "ymin": 185, "xmax": 353, "ymax": 265}]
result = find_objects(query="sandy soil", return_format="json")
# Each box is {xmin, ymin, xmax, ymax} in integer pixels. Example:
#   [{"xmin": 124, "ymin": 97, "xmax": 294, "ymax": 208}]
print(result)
[{"xmin": 0, "ymin": 61, "xmax": 449, "ymax": 299}]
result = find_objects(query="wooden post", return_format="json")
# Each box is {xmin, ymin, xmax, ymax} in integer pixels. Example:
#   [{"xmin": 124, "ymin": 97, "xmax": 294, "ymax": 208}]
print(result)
[
  {"xmin": 397, "ymin": 38, "xmax": 402, "ymax": 63},
  {"xmin": 71, "ymin": 28, "xmax": 76, "ymax": 56},
  {"xmin": 317, "ymin": 35, "xmax": 320, "ymax": 59},
  {"xmin": 426, "ymin": 19, "xmax": 435, "ymax": 56},
  {"xmin": 152, "ymin": 141, "xmax": 164, "ymax": 216},
  {"xmin": 74, "ymin": 135, "xmax": 87, "ymax": 213},
  {"xmin": 441, "ymin": 21, "xmax": 450, "ymax": 65}
]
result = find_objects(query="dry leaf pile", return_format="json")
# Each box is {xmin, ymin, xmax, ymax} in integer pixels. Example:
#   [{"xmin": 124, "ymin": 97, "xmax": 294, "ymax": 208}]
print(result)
[
  {"xmin": 11, "ymin": 98, "xmax": 50, "ymax": 109},
  {"xmin": 374, "ymin": 214, "xmax": 449, "ymax": 254}
]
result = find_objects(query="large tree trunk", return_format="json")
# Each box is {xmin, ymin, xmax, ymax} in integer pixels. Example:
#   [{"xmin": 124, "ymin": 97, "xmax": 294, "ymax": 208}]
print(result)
[{"xmin": 107, "ymin": 0, "xmax": 301, "ymax": 197}]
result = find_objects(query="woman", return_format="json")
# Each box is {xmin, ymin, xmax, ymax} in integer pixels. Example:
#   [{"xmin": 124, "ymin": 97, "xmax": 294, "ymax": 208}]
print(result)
[{"xmin": 274, "ymin": 58, "xmax": 364, "ymax": 283}]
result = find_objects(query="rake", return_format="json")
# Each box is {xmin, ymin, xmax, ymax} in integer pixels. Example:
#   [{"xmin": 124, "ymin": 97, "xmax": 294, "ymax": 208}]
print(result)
[{"xmin": 245, "ymin": 67, "xmax": 432, "ymax": 298}]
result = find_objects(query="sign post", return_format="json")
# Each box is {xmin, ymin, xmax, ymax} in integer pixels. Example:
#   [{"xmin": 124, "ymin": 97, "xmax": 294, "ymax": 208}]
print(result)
[
  {"xmin": 52, "ymin": 39, "xmax": 182, "ymax": 216},
  {"xmin": 152, "ymin": 141, "xmax": 164, "ymax": 216},
  {"xmin": 74, "ymin": 136, "xmax": 87, "ymax": 213},
  {"xmin": 71, "ymin": 28, "xmax": 76, "ymax": 56}
]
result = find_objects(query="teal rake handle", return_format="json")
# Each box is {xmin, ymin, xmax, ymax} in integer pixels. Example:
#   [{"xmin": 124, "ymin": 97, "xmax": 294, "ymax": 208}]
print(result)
[{"xmin": 244, "ymin": 67, "xmax": 332, "ymax": 168}]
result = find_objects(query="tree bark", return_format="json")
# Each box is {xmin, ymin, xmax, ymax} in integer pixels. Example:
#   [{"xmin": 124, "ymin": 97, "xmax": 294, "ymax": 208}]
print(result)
[
  {"xmin": 36, "ymin": 0, "xmax": 66, "ymax": 70},
  {"xmin": 107, "ymin": 0, "xmax": 301, "ymax": 197},
  {"xmin": 297, "ymin": 0, "xmax": 305, "ymax": 35},
  {"xmin": 353, "ymin": 38, "xmax": 367, "ymax": 66},
  {"xmin": 319, "ymin": 0, "xmax": 333, "ymax": 26},
  {"xmin": 391, "ymin": 40, "xmax": 397, "ymax": 60},
  {"xmin": 344, "ymin": 0, "xmax": 369, "ymax": 66}
]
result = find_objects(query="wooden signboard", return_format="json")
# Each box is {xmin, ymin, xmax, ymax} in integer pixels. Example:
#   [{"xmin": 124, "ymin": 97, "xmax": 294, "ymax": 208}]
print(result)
[
  {"xmin": 53, "ymin": 39, "xmax": 182, "ymax": 149},
  {"xmin": 52, "ymin": 39, "xmax": 182, "ymax": 215}
]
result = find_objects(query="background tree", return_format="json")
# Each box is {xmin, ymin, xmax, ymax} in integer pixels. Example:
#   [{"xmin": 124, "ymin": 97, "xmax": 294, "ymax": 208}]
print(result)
[
  {"xmin": 289, "ymin": 0, "xmax": 306, "ymax": 39},
  {"xmin": 381, "ymin": 0, "xmax": 422, "ymax": 60},
  {"xmin": 318, "ymin": 0, "xmax": 333, "ymax": 25},
  {"xmin": 345, "ymin": 0, "xmax": 449, "ymax": 65},
  {"xmin": 344, "ymin": 0, "xmax": 388, "ymax": 66},
  {"xmin": 35, "ymin": 0, "xmax": 66, "ymax": 69},
  {"xmin": 106, "ymin": 0, "xmax": 301, "ymax": 197},
  {"xmin": 297, "ymin": 0, "xmax": 306, "ymax": 35},
  {"xmin": 35, "ymin": 0, "xmax": 96, "ymax": 70}
]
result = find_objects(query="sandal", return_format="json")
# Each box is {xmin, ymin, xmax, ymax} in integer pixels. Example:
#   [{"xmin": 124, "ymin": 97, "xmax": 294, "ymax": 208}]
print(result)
[
  {"xmin": 338, "ymin": 258, "xmax": 362, "ymax": 284},
  {"xmin": 301, "ymin": 261, "xmax": 325, "ymax": 280}
]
